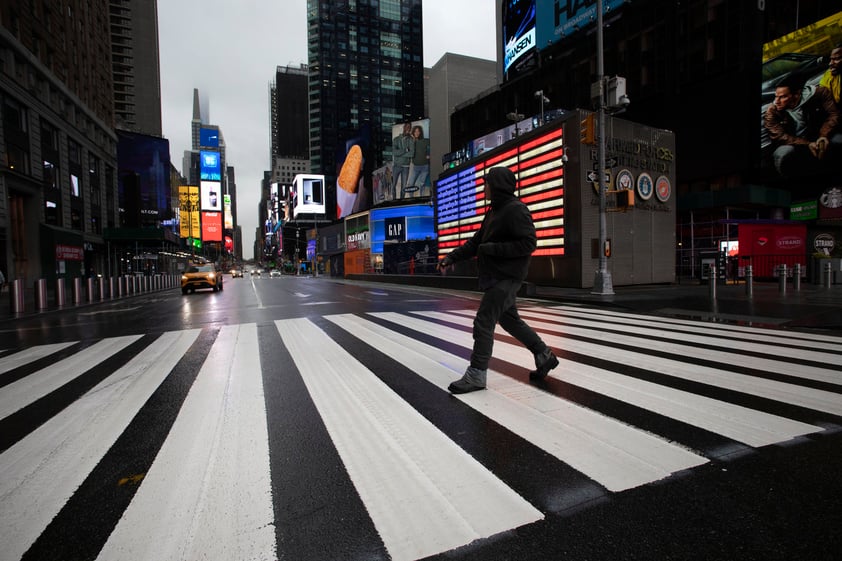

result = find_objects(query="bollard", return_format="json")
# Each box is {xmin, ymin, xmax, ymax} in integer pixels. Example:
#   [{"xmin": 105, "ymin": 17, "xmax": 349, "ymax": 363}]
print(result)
[
  {"xmin": 778, "ymin": 263, "xmax": 787, "ymax": 295},
  {"xmin": 825, "ymin": 261, "xmax": 833, "ymax": 288},
  {"xmin": 794, "ymin": 263, "xmax": 801, "ymax": 291},
  {"xmin": 86, "ymin": 277, "xmax": 95, "ymax": 302},
  {"xmin": 72, "ymin": 278, "xmax": 83, "ymax": 304},
  {"xmin": 98, "ymin": 277, "xmax": 105, "ymax": 300},
  {"xmin": 34, "ymin": 279, "xmax": 48, "ymax": 309},
  {"xmin": 745, "ymin": 265, "xmax": 753, "ymax": 298},
  {"xmin": 708, "ymin": 263, "xmax": 716, "ymax": 300},
  {"xmin": 56, "ymin": 278, "xmax": 67, "ymax": 307},
  {"xmin": 109, "ymin": 277, "xmax": 116, "ymax": 299},
  {"xmin": 10, "ymin": 278, "xmax": 25, "ymax": 313}
]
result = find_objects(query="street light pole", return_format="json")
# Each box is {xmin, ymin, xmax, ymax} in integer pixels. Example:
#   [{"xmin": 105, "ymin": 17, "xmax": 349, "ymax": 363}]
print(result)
[{"xmin": 592, "ymin": 0, "xmax": 614, "ymax": 295}]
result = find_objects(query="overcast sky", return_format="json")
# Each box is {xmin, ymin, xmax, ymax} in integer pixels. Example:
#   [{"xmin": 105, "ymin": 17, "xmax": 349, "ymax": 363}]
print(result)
[{"xmin": 157, "ymin": 0, "xmax": 498, "ymax": 257}]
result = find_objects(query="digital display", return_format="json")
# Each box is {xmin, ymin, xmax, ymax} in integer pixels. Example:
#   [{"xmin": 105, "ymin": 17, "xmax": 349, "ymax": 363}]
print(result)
[
  {"xmin": 200, "ymin": 127, "xmax": 219, "ymax": 148},
  {"xmin": 293, "ymin": 174, "xmax": 327, "ymax": 217},
  {"xmin": 502, "ymin": 0, "xmax": 536, "ymax": 80},
  {"xmin": 435, "ymin": 128, "xmax": 565, "ymax": 258},
  {"xmin": 536, "ymin": 0, "xmax": 626, "ymax": 49},
  {"xmin": 201, "ymin": 211, "xmax": 223, "ymax": 242},
  {"xmin": 200, "ymin": 180, "xmax": 222, "ymax": 212},
  {"xmin": 200, "ymin": 150, "xmax": 221, "ymax": 181}
]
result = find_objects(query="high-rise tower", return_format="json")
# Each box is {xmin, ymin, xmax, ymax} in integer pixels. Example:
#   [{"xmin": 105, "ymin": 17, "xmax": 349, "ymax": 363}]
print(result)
[{"xmin": 307, "ymin": 0, "xmax": 425, "ymax": 213}]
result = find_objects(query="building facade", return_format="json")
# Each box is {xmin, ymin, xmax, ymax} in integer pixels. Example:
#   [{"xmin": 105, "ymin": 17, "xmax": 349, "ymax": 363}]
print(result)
[
  {"xmin": 1, "ymin": 0, "xmax": 118, "ymax": 283},
  {"xmin": 306, "ymin": 0, "xmax": 425, "ymax": 214}
]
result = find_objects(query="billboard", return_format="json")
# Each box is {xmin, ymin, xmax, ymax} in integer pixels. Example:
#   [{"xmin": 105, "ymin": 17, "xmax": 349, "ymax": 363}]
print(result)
[
  {"xmin": 535, "ymin": 0, "xmax": 626, "ymax": 49},
  {"xmin": 201, "ymin": 211, "xmax": 223, "ymax": 242},
  {"xmin": 117, "ymin": 130, "xmax": 172, "ymax": 227},
  {"xmin": 200, "ymin": 150, "xmax": 221, "ymax": 181},
  {"xmin": 760, "ymin": 11, "xmax": 842, "ymax": 184},
  {"xmin": 502, "ymin": 0, "xmax": 537, "ymax": 81},
  {"xmin": 387, "ymin": 118, "xmax": 431, "ymax": 204},
  {"xmin": 178, "ymin": 185, "xmax": 201, "ymax": 239},
  {"xmin": 292, "ymin": 174, "xmax": 326, "ymax": 218},
  {"xmin": 436, "ymin": 127, "xmax": 565, "ymax": 259},
  {"xmin": 200, "ymin": 127, "xmax": 219, "ymax": 148},
  {"xmin": 200, "ymin": 180, "xmax": 222, "ymax": 212}
]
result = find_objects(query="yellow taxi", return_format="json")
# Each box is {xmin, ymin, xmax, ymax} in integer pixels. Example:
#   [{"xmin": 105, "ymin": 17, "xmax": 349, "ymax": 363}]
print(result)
[{"xmin": 181, "ymin": 263, "xmax": 223, "ymax": 294}]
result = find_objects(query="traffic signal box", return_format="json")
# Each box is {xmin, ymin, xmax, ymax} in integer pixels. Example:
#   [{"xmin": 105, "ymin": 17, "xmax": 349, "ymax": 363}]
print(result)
[
  {"xmin": 580, "ymin": 113, "xmax": 596, "ymax": 145},
  {"xmin": 613, "ymin": 189, "xmax": 635, "ymax": 210}
]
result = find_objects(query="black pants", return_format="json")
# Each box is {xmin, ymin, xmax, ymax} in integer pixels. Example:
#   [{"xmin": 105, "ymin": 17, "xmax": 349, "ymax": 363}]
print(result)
[{"xmin": 470, "ymin": 278, "xmax": 546, "ymax": 371}]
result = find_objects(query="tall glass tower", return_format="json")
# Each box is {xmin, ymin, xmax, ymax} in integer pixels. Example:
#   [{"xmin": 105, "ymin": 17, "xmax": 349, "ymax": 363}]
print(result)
[{"xmin": 307, "ymin": 0, "xmax": 425, "ymax": 213}]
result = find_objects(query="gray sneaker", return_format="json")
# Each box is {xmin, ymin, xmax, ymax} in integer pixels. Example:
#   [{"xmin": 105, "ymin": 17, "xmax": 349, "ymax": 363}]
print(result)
[
  {"xmin": 529, "ymin": 348, "xmax": 559, "ymax": 380},
  {"xmin": 448, "ymin": 366, "xmax": 487, "ymax": 394}
]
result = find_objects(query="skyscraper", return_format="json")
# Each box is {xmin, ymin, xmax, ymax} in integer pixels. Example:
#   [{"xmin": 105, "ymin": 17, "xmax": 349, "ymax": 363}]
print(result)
[
  {"xmin": 109, "ymin": 0, "xmax": 162, "ymax": 136},
  {"xmin": 307, "ymin": 0, "xmax": 425, "ymax": 213}
]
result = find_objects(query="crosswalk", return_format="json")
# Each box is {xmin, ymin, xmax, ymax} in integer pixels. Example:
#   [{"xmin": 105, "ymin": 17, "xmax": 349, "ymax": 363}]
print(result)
[{"xmin": 1, "ymin": 305, "xmax": 841, "ymax": 561}]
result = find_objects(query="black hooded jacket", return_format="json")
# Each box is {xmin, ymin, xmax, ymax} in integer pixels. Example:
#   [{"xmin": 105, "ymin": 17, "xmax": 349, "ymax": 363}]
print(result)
[{"xmin": 445, "ymin": 167, "xmax": 536, "ymax": 287}]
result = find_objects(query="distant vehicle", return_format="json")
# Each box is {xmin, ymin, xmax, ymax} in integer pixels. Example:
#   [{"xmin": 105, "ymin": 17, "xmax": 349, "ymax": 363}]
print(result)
[
  {"xmin": 269, "ymin": 269, "xmax": 281, "ymax": 278},
  {"xmin": 251, "ymin": 269, "xmax": 261, "ymax": 277},
  {"xmin": 181, "ymin": 263, "xmax": 223, "ymax": 294},
  {"xmin": 230, "ymin": 269, "xmax": 243, "ymax": 278}
]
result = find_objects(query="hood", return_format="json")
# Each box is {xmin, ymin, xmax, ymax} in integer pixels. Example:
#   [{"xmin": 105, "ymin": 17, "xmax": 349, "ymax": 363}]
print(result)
[{"xmin": 485, "ymin": 167, "xmax": 517, "ymax": 209}]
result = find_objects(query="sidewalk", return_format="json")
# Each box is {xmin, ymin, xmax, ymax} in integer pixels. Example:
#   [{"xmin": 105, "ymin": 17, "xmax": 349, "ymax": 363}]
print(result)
[{"xmin": 532, "ymin": 280, "xmax": 842, "ymax": 332}]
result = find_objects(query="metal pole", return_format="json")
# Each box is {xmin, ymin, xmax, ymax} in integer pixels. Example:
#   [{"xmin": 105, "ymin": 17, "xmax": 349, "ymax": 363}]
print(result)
[
  {"xmin": 794, "ymin": 263, "xmax": 801, "ymax": 291},
  {"xmin": 592, "ymin": 0, "xmax": 614, "ymax": 295},
  {"xmin": 708, "ymin": 263, "xmax": 716, "ymax": 300},
  {"xmin": 778, "ymin": 263, "xmax": 787, "ymax": 295},
  {"xmin": 745, "ymin": 265, "xmax": 753, "ymax": 298}
]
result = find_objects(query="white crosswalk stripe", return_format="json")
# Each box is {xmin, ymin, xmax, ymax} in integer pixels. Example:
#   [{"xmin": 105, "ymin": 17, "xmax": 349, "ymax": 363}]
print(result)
[{"xmin": 0, "ymin": 308, "xmax": 841, "ymax": 561}]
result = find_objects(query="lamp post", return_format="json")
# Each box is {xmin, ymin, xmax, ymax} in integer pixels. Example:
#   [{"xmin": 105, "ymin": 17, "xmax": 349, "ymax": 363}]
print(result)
[
  {"xmin": 591, "ymin": 0, "xmax": 614, "ymax": 295},
  {"xmin": 534, "ymin": 90, "xmax": 550, "ymax": 125}
]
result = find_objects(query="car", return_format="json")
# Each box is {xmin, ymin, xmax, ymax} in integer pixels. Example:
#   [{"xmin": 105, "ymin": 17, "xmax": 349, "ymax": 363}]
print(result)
[
  {"xmin": 269, "ymin": 269, "xmax": 281, "ymax": 278},
  {"xmin": 230, "ymin": 269, "xmax": 243, "ymax": 278},
  {"xmin": 251, "ymin": 269, "xmax": 261, "ymax": 277},
  {"xmin": 181, "ymin": 263, "xmax": 223, "ymax": 294}
]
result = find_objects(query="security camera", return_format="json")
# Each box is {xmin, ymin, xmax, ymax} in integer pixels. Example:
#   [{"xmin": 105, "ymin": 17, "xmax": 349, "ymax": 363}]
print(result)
[{"xmin": 619, "ymin": 95, "xmax": 631, "ymax": 107}]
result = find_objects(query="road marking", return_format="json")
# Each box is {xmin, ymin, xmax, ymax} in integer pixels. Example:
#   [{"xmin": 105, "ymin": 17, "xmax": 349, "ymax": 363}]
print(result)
[
  {"xmin": 0, "ymin": 335, "xmax": 142, "ymax": 420},
  {"xmin": 97, "ymin": 324, "xmax": 276, "ymax": 561},
  {"xmin": 78, "ymin": 307, "xmax": 141, "ymax": 316},
  {"xmin": 0, "ymin": 329, "xmax": 201, "ymax": 561},
  {"xmin": 0, "ymin": 342, "xmax": 78, "ymax": 375},
  {"xmin": 277, "ymin": 318, "xmax": 542, "ymax": 561}
]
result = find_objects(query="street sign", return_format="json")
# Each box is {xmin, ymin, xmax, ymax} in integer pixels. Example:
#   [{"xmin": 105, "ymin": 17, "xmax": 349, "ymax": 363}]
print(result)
[{"xmin": 587, "ymin": 171, "xmax": 611, "ymax": 183}]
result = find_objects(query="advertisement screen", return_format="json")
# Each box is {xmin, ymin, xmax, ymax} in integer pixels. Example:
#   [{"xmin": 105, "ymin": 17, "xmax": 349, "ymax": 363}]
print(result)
[
  {"xmin": 386, "ymin": 118, "xmax": 432, "ymax": 206},
  {"xmin": 178, "ymin": 185, "xmax": 201, "ymax": 239},
  {"xmin": 502, "ymin": 0, "xmax": 536, "ymax": 81},
  {"xmin": 760, "ymin": 11, "xmax": 842, "ymax": 185},
  {"xmin": 536, "ymin": 0, "xmax": 626, "ymax": 50},
  {"xmin": 117, "ymin": 130, "xmax": 172, "ymax": 227},
  {"xmin": 200, "ymin": 127, "xmax": 219, "ymax": 148},
  {"xmin": 436, "ymin": 127, "xmax": 565, "ymax": 259},
  {"xmin": 200, "ymin": 150, "xmax": 221, "ymax": 181},
  {"xmin": 201, "ymin": 211, "xmax": 223, "ymax": 242},
  {"xmin": 292, "ymin": 174, "xmax": 326, "ymax": 217},
  {"xmin": 200, "ymin": 180, "xmax": 222, "ymax": 212}
]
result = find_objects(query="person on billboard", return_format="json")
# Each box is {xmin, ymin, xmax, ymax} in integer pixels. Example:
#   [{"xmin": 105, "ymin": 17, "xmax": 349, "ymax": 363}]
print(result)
[
  {"xmin": 391, "ymin": 122, "xmax": 413, "ymax": 199},
  {"xmin": 819, "ymin": 44, "xmax": 841, "ymax": 106},
  {"xmin": 436, "ymin": 166, "xmax": 558, "ymax": 394},
  {"xmin": 764, "ymin": 76, "xmax": 841, "ymax": 178},
  {"xmin": 406, "ymin": 125, "xmax": 430, "ymax": 197}
]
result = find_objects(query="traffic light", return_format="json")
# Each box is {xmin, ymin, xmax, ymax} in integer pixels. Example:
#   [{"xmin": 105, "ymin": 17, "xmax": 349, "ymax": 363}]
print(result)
[{"xmin": 580, "ymin": 113, "xmax": 596, "ymax": 145}]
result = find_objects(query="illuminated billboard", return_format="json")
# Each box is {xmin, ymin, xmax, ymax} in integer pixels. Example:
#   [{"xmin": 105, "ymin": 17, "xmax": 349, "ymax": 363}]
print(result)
[
  {"xmin": 200, "ymin": 127, "xmax": 219, "ymax": 148},
  {"xmin": 292, "ymin": 174, "xmax": 326, "ymax": 218},
  {"xmin": 200, "ymin": 150, "xmax": 221, "ymax": 181},
  {"xmin": 201, "ymin": 211, "xmax": 223, "ymax": 242},
  {"xmin": 178, "ymin": 185, "xmax": 200, "ymax": 239},
  {"xmin": 200, "ymin": 181, "xmax": 222, "ymax": 212},
  {"xmin": 535, "ymin": 0, "xmax": 626, "ymax": 49},
  {"xmin": 760, "ymin": 11, "xmax": 842, "ymax": 183},
  {"xmin": 502, "ymin": 0, "xmax": 536, "ymax": 81},
  {"xmin": 436, "ymin": 128, "xmax": 565, "ymax": 259},
  {"xmin": 387, "ymin": 118, "xmax": 432, "ymax": 204}
]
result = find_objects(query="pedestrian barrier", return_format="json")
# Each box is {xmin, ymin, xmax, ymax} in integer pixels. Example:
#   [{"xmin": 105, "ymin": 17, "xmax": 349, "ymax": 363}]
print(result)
[{"xmin": 5, "ymin": 274, "xmax": 180, "ymax": 315}]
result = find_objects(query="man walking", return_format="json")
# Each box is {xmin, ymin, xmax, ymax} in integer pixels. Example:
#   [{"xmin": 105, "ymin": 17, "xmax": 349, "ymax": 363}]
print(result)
[{"xmin": 437, "ymin": 166, "xmax": 558, "ymax": 394}]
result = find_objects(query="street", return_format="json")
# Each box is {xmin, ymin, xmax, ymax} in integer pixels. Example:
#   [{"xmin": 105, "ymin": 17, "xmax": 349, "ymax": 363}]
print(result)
[{"xmin": 1, "ymin": 276, "xmax": 841, "ymax": 561}]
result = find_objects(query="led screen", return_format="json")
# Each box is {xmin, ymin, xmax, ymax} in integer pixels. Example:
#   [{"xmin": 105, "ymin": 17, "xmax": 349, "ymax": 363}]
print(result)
[
  {"xmin": 200, "ymin": 150, "xmax": 221, "ymax": 181},
  {"xmin": 293, "ymin": 174, "xmax": 326, "ymax": 217},
  {"xmin": 200, "ymin": 180, "xmax": 222, "ymax": 212},
  {"xmin": 178, "ymin": 185, "xmax": 201, "ymax": 239},
  {"xmin": 760, "ymin": 11, "xmax": 842, "ymax": 187},
  {"xmin": 436, "ymin": 128, "xmax": 565, "ymax": 259},
  {"xmin": 201, "ymin": 211, "xmax": 223, "ymax": 242},
  {"xmin": 502, "ymin": 0, "xmax": 536, "ymax": 81},
  {"xmin": 200, "ymin": 127, "xmax": 219, "ymax": 148},
  {"xmin": 535, "ymin": 0, "xmax": 626, "ymax": 49}
]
